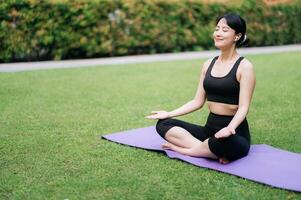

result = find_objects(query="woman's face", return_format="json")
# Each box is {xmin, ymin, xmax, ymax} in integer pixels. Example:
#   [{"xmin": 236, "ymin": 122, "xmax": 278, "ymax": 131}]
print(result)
[{"xmin": 213, "ymin": 18, "xmax": 241, "ymax": 49}]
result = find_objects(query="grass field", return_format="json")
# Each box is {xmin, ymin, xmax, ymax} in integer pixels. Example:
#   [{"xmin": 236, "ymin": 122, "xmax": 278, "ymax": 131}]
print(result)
[{"xmin": 0, "ymin": 52, "xmax": 300, "ymax": 199}]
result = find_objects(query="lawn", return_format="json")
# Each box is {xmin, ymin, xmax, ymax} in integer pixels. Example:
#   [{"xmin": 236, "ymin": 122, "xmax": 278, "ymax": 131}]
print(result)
[{"xmin": 0, "ymin": 52, "xmax": 300, "ymax": 199}]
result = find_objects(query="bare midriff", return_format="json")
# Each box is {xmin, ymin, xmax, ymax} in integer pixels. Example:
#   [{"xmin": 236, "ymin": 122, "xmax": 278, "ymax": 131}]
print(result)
[{"xmin": 207, "ymin": 101, "xmax": 238, "ymax": 116}]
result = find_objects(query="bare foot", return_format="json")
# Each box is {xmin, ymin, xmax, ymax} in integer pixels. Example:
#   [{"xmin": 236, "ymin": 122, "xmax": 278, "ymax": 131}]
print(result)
[
  {"xmin": 219, "ymin": 157, "xmax": 229, "ymax": 164},
  {"xmin": 162, "ymin": 142, "xmax": 173, "ymax": 150}
]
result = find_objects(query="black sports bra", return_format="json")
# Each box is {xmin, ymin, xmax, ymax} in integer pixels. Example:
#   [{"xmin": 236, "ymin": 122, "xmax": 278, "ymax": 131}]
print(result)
[{"xmin": 203, "ymin": 56, "xmax": 244, "ymax": 105}]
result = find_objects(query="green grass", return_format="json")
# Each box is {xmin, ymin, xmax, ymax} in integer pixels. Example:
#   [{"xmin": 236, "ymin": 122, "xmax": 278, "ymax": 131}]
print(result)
[{"xmin": 0, "ymin": 52, "xmax": 300, "ymax": 199}]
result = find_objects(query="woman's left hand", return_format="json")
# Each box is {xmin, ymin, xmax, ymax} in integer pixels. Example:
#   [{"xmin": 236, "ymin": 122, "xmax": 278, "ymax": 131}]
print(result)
[{"xmin": 214, "ymin": 127, "xmax": 236, "ymax": 138}]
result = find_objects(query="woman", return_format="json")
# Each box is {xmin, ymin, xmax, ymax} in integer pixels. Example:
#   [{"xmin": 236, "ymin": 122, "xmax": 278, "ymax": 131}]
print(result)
[{"xmin": 146, "ymin": 13, "xmax": 256, "ymax": 164}]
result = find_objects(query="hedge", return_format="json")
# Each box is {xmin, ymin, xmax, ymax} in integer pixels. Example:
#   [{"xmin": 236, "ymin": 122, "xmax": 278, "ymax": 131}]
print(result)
[{"xmin": 0, "ymin": 0, "xmax": 300, "ymax": 62}]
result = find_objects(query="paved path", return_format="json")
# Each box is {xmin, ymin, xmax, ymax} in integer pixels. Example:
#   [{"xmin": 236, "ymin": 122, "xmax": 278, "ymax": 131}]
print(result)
[{"xmin": 0, "ymin": 44, "xmax": 300, "ymax": 72}]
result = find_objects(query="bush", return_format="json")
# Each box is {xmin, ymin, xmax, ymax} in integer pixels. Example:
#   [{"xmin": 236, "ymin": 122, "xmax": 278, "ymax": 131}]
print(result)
[{"xmin": 0, "ymin": 0, "xmax": 300, "ymax": 62}]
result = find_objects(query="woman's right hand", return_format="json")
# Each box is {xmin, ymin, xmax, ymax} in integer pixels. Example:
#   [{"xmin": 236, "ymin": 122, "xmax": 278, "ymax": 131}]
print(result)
[{"xmin": 145, "ymin": 110, "xmax": 171, "ymax": 120}]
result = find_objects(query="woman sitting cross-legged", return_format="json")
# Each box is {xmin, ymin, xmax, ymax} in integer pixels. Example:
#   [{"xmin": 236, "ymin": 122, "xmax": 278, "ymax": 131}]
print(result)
[{"xmin": 146, "ymin": 13, "xmax": 256, "ymax": 164}]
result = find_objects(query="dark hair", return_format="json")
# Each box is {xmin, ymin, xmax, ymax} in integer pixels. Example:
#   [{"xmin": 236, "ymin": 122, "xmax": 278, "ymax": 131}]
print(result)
[{"xmin": 216, "ymin": 13, "xmax": 248, "ymax": 47}]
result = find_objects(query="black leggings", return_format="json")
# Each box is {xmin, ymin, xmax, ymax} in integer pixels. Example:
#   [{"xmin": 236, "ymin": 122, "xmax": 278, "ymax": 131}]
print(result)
[{"xmin": 156, "ymin": 112, "xmax": 251, "ymax": 161}]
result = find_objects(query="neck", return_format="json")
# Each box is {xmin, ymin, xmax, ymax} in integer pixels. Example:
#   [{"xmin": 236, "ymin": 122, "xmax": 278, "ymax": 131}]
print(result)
[{"xmin": 219, "ymin": 45, "xmax": 238, "ymax": 61}]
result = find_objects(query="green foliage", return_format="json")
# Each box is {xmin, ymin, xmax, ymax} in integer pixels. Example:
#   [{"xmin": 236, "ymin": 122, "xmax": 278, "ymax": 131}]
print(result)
[{"xmin": 0, "ymin": 0, "xmax": 300, "ymax": 62}]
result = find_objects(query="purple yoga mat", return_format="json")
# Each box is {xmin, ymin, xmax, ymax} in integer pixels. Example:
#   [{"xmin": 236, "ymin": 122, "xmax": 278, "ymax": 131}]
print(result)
[{"xmin": 101, "ymin": 126, "xmax": 301, "ymax": 192}]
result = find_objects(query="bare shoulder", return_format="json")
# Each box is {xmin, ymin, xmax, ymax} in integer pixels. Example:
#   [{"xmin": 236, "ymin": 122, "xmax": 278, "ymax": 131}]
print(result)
[
  {"xmin": 201, "ymin": 57, "xmax": 215, "ymax": 73},
  {"xmin": 238, "ymin": 58, "xmax": 256, "ymax": 84},
  {"xmin": 240, "ymin": 58, "xmax": 254, "ymax": 71}
]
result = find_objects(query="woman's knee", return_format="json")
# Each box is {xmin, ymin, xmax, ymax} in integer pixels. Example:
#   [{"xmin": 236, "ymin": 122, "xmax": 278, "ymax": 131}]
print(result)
[
  {"xmin": 208, "ymin": 136, "xmax": 250, "ymax": 161},
  {"xmin": 155, "ymin": 118, "xmax": 174, "ymax": 138},
  {"xmin": 227, "ymin": 138, "xmax": 250, "ymax": 161}
]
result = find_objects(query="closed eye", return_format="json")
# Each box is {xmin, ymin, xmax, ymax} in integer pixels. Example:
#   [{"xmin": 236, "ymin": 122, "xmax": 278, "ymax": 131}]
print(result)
[{"xmin": 215, "ymin": 26, "xmax": 229, "ymax": 32}]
